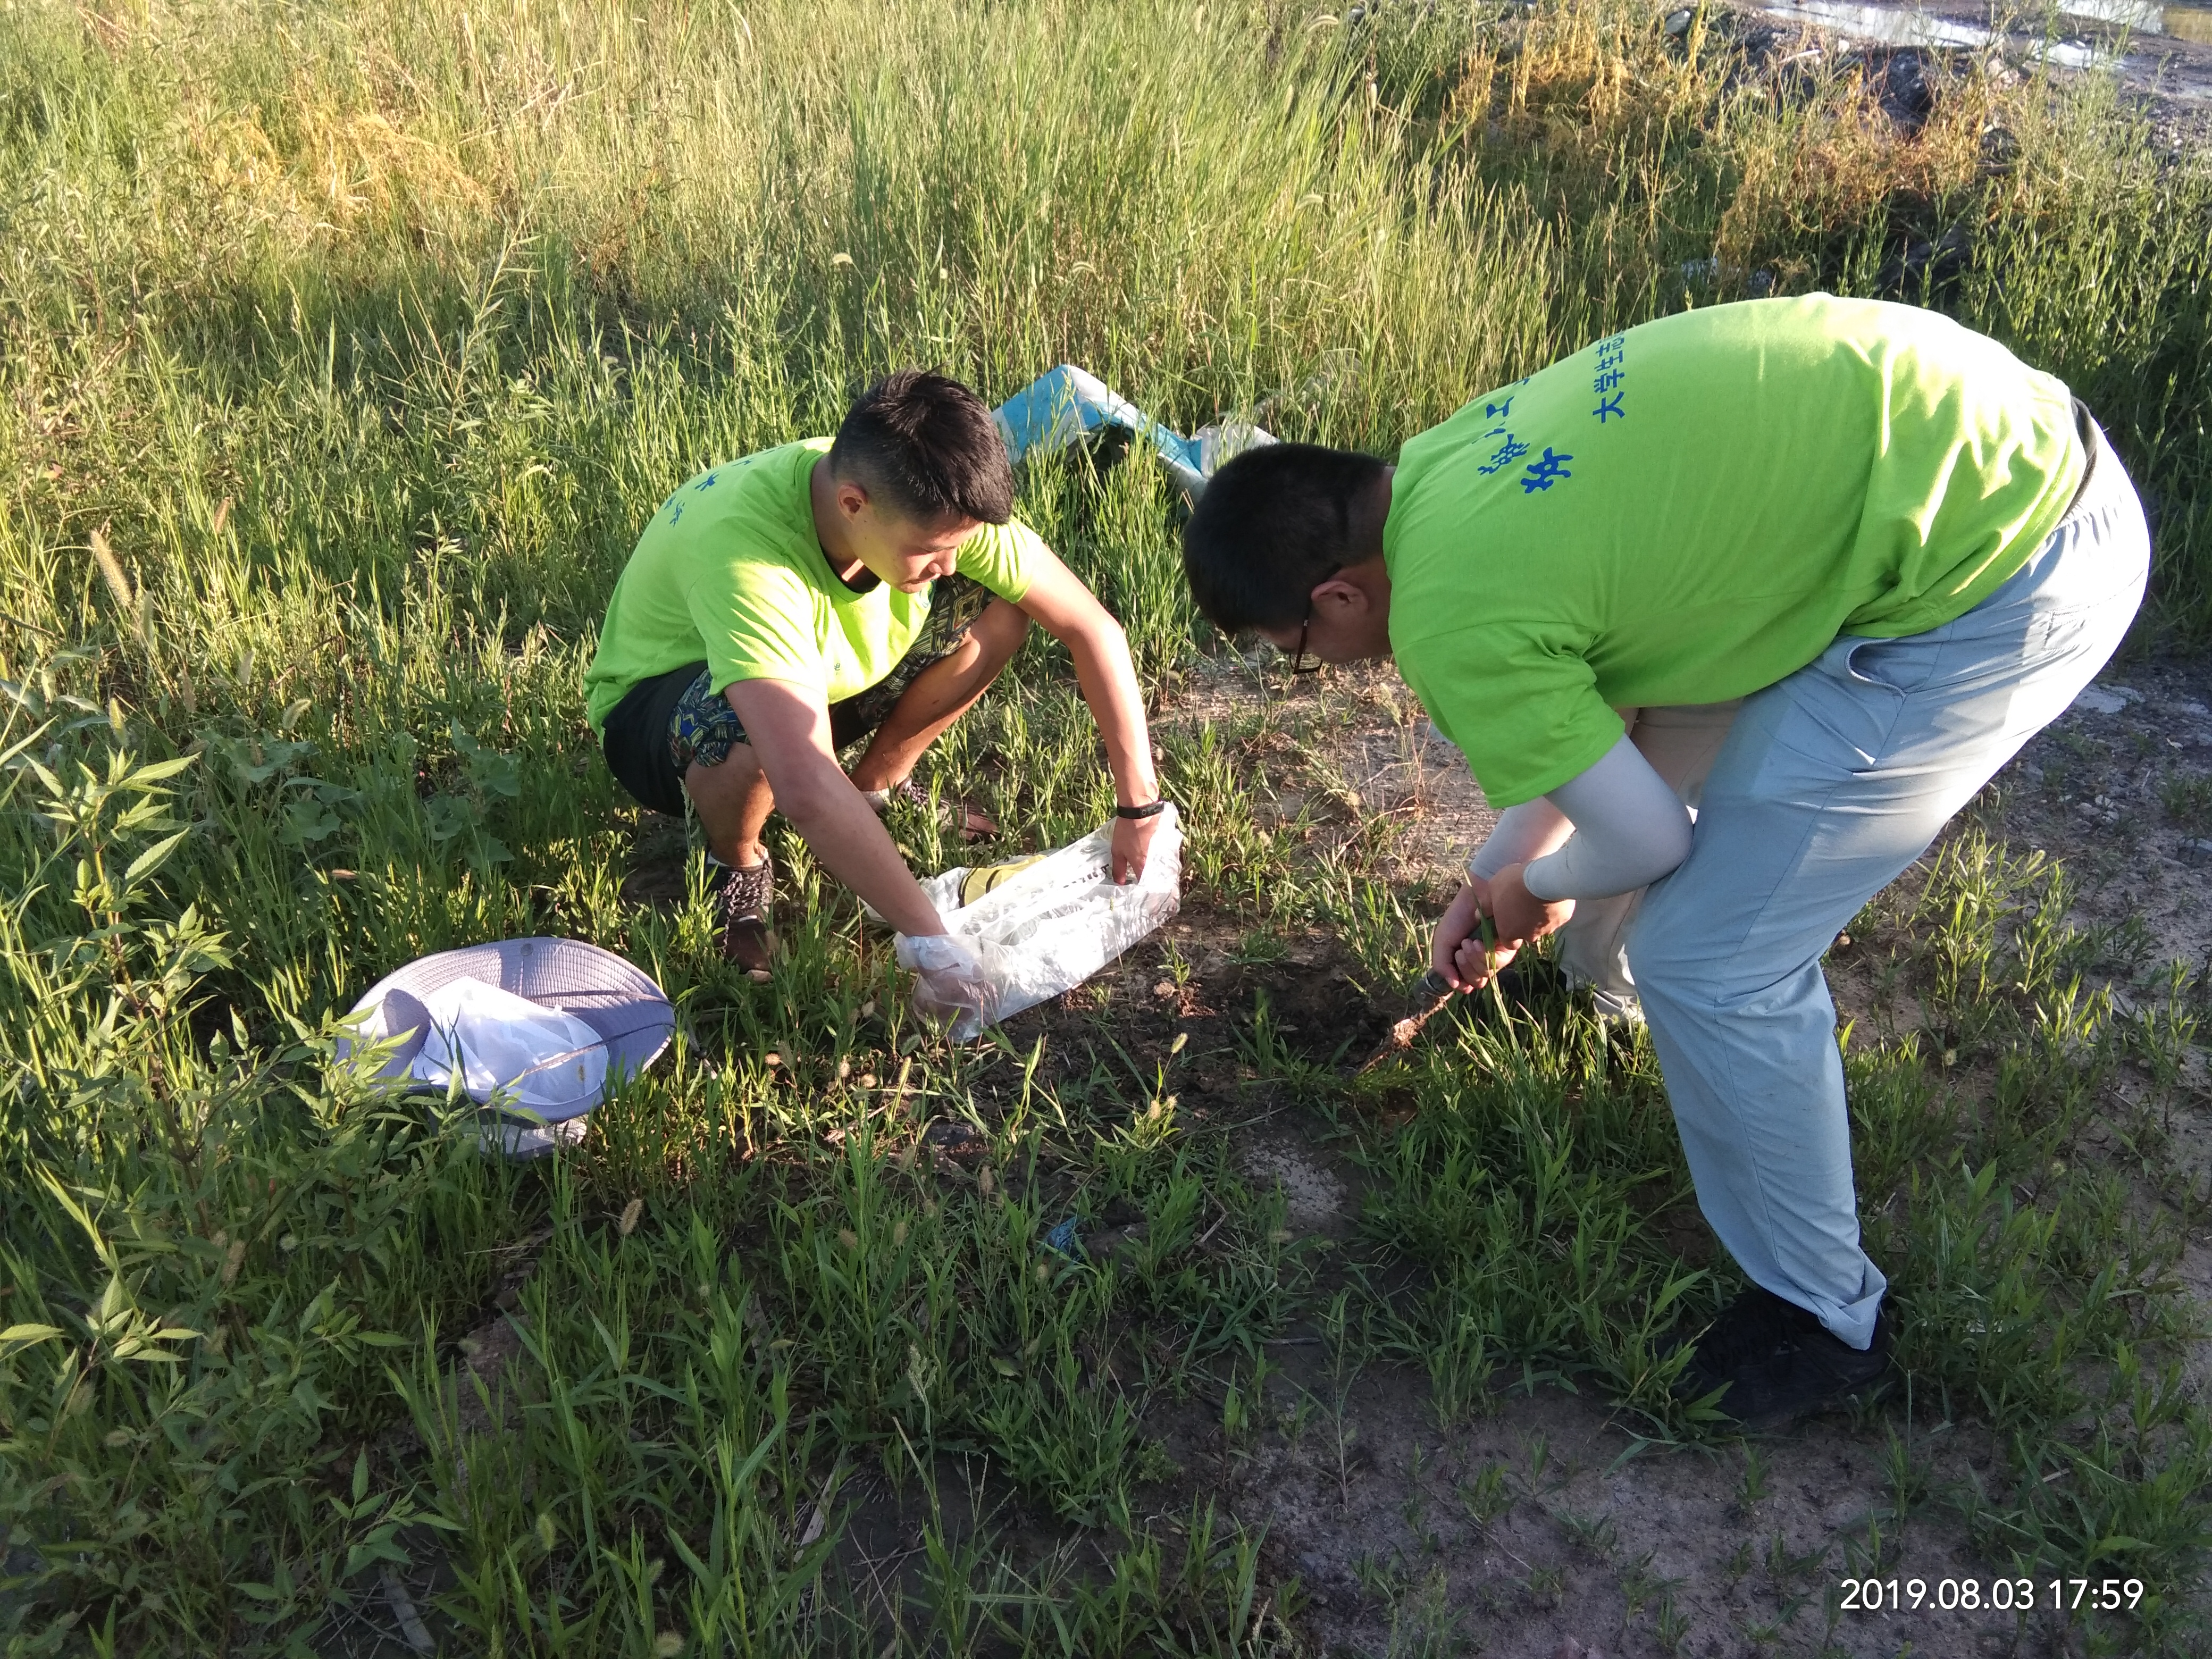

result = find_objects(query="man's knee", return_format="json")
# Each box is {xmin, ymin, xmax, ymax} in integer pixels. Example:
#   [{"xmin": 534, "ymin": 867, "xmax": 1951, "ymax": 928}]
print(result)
[
  {"xmin": 1623, "ymin": 901, "xmax": 1708, "ymax": 1011},
  {"xmin": 972, "ymin": 597, "xmax": 1032, "ymax": 667},
  {"xmin": 684, "ymin": 736, "xmax": 765, "ymax": 792}
]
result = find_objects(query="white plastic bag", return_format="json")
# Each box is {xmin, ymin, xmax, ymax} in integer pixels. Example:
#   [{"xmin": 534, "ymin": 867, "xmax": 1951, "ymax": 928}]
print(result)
[
  {"xmin": 362, "ymin": 976, "xmax": 609, "ymax": 1120},
  {"xmin": 895, "ymin": 806, "xmax": 1183, "ymax": 1040}
]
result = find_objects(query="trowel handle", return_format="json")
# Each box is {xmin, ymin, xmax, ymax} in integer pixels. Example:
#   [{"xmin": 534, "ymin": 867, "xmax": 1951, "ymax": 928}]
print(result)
[{"xmin": 1420, "ymin": 913, "xmax": 1502, "ymax": 998}]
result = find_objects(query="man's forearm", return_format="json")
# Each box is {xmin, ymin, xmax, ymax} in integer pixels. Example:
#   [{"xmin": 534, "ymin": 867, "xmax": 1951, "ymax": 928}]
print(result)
[
  {"xmin": 1065, "ymin": 623, "xmax": 1159, "ymax": 806},
  {"xmin": 1521, "ymin": 735, "xmax": 1692, "ymax": 902},
  {"xmin": 1469, "ymin": 799, "xmax": 1574, "ymax": 879},
  {"xmin": 780, "ymin": 778, "xmax": 947, "ymax": 936}
]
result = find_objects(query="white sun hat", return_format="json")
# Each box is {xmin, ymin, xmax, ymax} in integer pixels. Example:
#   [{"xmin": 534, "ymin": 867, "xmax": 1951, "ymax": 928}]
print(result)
[{"xmin": 338, "ymin": 937, "xmax": 675, "ymax": 1157}]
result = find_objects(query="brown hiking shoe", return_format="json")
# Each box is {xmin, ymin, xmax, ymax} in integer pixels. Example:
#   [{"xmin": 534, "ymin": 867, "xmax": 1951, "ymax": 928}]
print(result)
[{"xmin": 715, "ymin": 856, "xmax": 777, "ymax": 981}]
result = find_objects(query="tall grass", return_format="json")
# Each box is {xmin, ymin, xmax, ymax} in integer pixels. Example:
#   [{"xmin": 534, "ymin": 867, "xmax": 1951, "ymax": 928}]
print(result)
[{"xmin": 2, "ymin": 0, "xmax": 2209, "ymax": 1653}]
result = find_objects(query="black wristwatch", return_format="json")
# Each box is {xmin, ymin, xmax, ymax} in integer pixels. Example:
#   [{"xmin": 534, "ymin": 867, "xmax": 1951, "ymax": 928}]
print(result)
[{"xmin": 1115, "ymin": 800, "xmax": 1170, "ymax": 820}]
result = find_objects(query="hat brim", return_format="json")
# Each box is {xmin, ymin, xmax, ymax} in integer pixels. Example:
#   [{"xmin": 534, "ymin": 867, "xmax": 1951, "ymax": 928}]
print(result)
[{"xmin": 337, "ymin": 936, "xmax": 674, "ymax": 1119}]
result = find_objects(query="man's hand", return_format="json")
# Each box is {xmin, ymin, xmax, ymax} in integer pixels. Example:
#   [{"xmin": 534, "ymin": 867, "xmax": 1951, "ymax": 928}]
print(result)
[
  {"xmin": 1431, "ymin": 877, "xmax": 1509, "ymax": 992},
  {"xmin": 1110, "ymin": 811, "xmax": 1162, "ymax": 884},
  {"xmin": 1487, "ymin": 860, "xmax": 1573, "ymax": 945},
  {"xmin": 1430, "ymin": 864, "xmax": 1575, "ymax": 992},
  {"xmin": 896, "ymin": 933, "xmax": 996, "ymax": 1030}
]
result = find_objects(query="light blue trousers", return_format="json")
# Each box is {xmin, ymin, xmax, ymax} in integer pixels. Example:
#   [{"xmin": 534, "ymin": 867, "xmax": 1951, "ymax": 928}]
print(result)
[{"xmin": 1628, "ymin": 420, "xmax": 2150, "ymax": 1350}]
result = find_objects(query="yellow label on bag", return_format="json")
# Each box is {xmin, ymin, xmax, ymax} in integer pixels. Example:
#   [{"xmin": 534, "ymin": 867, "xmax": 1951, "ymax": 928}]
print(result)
[{"xmin": 958, "ymin": 856, "xmax": 1047, "ymax": 908}]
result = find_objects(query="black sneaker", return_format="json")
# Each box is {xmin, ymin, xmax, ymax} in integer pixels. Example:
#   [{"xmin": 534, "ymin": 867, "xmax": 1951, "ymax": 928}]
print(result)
[
  {"xmin": 712, "ymin": 856, "xmax": 777, "ymax": 981},
  {"xmin": 1666, "ymin": 1285, "xmax": 1891, "ymax": 1427}
]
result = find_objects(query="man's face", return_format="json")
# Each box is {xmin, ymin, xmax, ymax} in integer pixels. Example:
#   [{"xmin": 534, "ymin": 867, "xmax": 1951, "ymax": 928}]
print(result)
[{"xmin": 839, "ymin": 486, "xmax": 976, "ymax": 592}]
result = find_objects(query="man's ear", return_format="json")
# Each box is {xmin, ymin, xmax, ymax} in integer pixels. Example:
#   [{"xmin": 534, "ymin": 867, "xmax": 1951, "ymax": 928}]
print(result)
[
  {"xmin": 834, "ymin": 477, "xmax": 872, "ymax": 520},
  {"xmin": 1310, "ymin": 573, "xmax": 1372, "ymax": 619}
]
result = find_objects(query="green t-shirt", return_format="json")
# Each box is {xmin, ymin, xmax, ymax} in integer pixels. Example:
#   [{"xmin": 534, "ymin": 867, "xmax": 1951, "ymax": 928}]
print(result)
[
  {"xmin": 583, "ymin": 439, "xmax": 1042, "ymax": 732},
  {"xmin": 1384, "ymin": 295, "xmax": 2085, "ymax": 807}
]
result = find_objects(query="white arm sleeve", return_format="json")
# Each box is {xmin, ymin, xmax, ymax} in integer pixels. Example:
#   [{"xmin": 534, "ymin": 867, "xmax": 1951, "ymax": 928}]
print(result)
[
  {"xmin": 1520, "ymin": 735, "xmax": 1692, "ymax": 902},
  {"xmin": 1468, "ymin": 798, "xmax": 1571, "ymax": 881}
]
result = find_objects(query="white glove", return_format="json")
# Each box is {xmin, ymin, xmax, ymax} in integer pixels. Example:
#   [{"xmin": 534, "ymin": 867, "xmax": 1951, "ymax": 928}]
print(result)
[{"xmin": 894, "ymin": 933, "xmax": 996, "ymax": 1035}]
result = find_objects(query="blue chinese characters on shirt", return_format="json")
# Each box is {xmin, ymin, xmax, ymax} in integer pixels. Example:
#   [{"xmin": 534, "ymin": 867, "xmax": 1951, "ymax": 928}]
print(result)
[
  {"xmin": 1590, "ymin": 330, "xmax": 1628, "ymax": 423},
  {"xmin": 1469, "ymin": 331, "xmax": 1628, "ymax": 499},
  {"xmin": 661, "ymin": 449, "xmax": 760, "ymax": 524}
]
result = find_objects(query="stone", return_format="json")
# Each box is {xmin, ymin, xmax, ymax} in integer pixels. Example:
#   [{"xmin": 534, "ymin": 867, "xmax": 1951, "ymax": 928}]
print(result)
[{"xmin": 2073, "ymin": 684, "xmax": 2141, "ymax": 715}]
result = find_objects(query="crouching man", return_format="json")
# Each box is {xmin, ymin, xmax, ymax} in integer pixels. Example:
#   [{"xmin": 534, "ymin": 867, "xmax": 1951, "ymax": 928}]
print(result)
[
  {"xmin": 585, "ymin": 370, "xmax": 1166, "ymax": 993},
  {"xmin": 1180, "ymin": 296, "xmax": 2147, "ymax": 1423}
]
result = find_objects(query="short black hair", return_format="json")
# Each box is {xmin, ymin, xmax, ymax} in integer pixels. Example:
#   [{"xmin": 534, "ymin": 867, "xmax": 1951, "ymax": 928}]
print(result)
[
  {"xmin": 1181, "ymin": 442, "xmax": 1389, "ymax": 633},
  {"xmin": 830, "ymin": 370, "xmax": 1014, "ymax": 526}
]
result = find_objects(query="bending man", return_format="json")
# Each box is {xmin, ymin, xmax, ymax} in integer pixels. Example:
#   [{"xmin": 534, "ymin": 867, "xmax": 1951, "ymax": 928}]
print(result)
[
  {"xmin": 586, "ymin": 370, "xmax": 1163, "ymax": 988},
  {"xmin": 1180, "ymin": 295, "xmax": 2147, "ymax": 1423}
]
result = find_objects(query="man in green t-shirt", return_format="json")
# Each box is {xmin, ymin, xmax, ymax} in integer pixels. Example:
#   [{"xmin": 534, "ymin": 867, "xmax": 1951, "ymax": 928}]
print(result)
[
  {"xmin": 586, "ymin": 370, "xmax": 1166, "ymax": 990},
  {"xmin": 1180, "ymin": 296, "xmax": 2150, "ymax": 1425}
]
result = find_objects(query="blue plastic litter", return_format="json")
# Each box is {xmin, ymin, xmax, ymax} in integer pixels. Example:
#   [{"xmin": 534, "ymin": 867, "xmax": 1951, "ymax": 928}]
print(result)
[
  {"xmin": 1043, "ymin": 1216, "xmax": 1086, "ymax": 1260},
  {"xmin": 992, "ymin": 365, "xmax": 1274, "ymax": 502}
]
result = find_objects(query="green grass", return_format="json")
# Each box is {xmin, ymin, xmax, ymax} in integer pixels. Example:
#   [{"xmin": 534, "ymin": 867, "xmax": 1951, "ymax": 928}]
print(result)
[{"xmin": 3, "ymin": 0, "xmax": 2210, "ymax": 1653}]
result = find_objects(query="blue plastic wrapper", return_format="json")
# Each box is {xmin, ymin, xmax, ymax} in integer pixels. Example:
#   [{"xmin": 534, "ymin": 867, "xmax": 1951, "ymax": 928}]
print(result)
[{"xmin": 992, "ymin": 365, "xmax": 1275, "ymax": 502}]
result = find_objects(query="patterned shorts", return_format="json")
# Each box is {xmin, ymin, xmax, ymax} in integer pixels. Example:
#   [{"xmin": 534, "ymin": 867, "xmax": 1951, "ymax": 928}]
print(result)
[{"xmin": 668, "ymin": 574, "xmax": 996, "ymax": 773}]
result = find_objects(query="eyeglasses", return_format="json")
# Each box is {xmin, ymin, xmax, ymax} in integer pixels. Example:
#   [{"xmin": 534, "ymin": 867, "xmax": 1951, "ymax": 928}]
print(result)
[{"xmin": 1283, "ymin": 563, "xmax": 1340, "ymax": 677}]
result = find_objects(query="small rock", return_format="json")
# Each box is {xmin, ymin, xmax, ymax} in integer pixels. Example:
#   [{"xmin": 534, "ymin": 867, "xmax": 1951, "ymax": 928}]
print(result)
[
  {"xmin": 2179, "ymin": 700, "xmax": 2209, "ymax": 718},
  {"xmin": 924, "ymin": 1119, "xmax": 988, "ymax": 1166},
  {"xmin": 1854, "ymin": 46, "xmax": 1942, "ymax": 135},
  {"xmin": 2179, "ymin": 838, "xmax": 2212, "ymax": 859},
  {"xmin": 1875, "ymin": 223, "xmax": 1971, "ymax": 296},
  {"xmin": 2073, "ymin": 685, "xmax": 2141, "ymax": 715}
]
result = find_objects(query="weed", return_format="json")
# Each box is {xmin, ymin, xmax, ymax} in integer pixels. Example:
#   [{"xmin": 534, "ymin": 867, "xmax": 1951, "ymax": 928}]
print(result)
[
  {"xmin": 1456, "ymin": 1460, "xmax": 1514, "ymax": 1530},
  {"xmin": 2159, "ymin": 770, "xmax": 2212, "ymax": 830},
  {"xmin": 1557, "ymin": 1505, "xmax": 1619, "ymax": 1562},
  {"xmin": 1737, "ymin": 1443, "xmax": 1772, "ymax": 1511}
]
